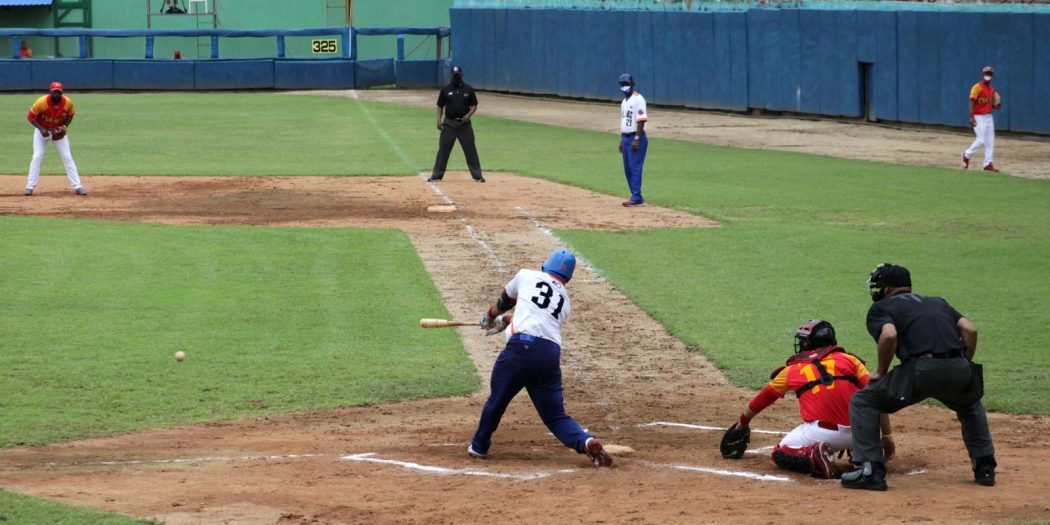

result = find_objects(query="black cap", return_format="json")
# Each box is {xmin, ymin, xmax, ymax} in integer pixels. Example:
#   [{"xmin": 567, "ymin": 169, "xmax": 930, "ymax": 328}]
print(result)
[{"xmin": 452, "ymin": 66, "xmax": 463, "ymax": 74}]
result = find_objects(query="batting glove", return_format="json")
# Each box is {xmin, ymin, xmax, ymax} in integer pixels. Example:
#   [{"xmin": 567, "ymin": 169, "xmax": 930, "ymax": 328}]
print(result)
[{"xmin": 485, "ymin": 315, "xmax": 509, "ymax": 336}]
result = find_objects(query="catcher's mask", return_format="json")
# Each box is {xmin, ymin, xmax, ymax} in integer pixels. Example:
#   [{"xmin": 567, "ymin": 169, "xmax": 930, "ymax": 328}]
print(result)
[
  {"xmin": 794, "ymin": 319, "xmax": 837, "ymax": 353},
  {"xmin": 867, "ymin": 263, "xmax": 912, "ymax": 302}
]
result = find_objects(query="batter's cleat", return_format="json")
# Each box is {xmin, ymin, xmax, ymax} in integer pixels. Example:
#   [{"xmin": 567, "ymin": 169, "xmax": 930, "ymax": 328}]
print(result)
[
  {"xmin": 972, "ymin": 456, "xmax": 996, "ymax": 487},
  {"xmin": 74, "ymin": 187, "xmax": 87, "ymax": 196},
  {"xmin": 622, "ymin": 200, "xmax": 644, "ymax": 207},
  {"xmin": 983, "ymin": 164, "xmax": 1000, "ymax": 172},
  {"xmin": 467, "ymin": 445, "xmax": 488, "ymax": 459},
  {"xmin": 24, "ymin": 188, "xmax": 33, "ymax": 196},
  {"xmin": 474, "ymin": 177, "xmax": 486, "ymax": 183},
  {"xmin": 962, "ymin": 153, "xmax": 970, "ymax": 169},
  {"xmin": 841, "ymin": 461, "xmax": 887, "ymax": 491},
  {"xmin": 584, "ymin": 437, "xmax": 613, "ymax": 467},
  {"xmin": 426, "ymin": 177, "xmax": 442, "ymax": 182},
  {"xmin": 811, "ymin": 442, "xmax": 841, "ymax": 479}
]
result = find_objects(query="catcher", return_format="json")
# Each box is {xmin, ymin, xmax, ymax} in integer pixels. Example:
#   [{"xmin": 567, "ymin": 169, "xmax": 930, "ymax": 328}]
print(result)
[{"xmin": 721, "ymin": 320, "xmax": 893, "ymax": 478}]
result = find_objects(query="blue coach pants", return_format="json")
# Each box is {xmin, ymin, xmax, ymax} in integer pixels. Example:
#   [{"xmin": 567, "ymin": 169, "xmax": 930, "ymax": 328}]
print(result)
[
  {"xmin": 621, "ymin": 132, "xmax": 648, "ymax": 204},
  {"xmin": 470, "ymin": 335, "xmax": 591, "ymax": 455}
]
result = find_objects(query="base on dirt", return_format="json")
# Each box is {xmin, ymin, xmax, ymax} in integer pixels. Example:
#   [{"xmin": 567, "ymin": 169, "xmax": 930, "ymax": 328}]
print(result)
[{"xmin": 427, "ymin": 205, "xmax": 457, "ymax": 213}]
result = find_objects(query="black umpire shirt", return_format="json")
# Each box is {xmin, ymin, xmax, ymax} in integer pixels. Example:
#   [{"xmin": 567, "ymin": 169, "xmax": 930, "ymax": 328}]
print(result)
[
  {"xmin": 866, "ymin": 292, "xmax": 966, "ymax": 359},
  {"xmin": 437, "ymin": 82, "xmax": 478, "ymax": 120}
]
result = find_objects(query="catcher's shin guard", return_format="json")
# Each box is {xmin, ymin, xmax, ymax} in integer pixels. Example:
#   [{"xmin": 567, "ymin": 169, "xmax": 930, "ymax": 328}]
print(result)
[{"xmin": 771, "ymin": 443, "xmax": 837, "ymax": 478}]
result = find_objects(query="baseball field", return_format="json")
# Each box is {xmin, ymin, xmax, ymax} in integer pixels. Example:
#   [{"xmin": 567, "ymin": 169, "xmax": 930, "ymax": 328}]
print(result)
[{"xmin": 1, "ymin": 92, "xmax": 1049, "ymax": 524}]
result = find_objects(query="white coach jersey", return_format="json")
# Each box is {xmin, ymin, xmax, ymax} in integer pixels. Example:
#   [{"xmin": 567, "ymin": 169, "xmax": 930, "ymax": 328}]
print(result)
[
  {"xmin": 503, "ymin": 269, "xmax": 572, "ymax": 346},
  {"xmin": 620, "ymin": 91, "xmax": 648, "ymax": 133}
]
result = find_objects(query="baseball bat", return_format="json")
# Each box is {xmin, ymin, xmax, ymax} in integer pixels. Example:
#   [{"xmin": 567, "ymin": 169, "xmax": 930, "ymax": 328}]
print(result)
[{"xmin": 419, "ymin": 318, "xmax": 477, "ymax": 329}]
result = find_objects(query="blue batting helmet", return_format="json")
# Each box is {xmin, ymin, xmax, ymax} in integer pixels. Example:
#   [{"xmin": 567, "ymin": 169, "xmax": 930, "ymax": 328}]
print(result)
[{"xmin": 542, "ymin": 249, "xmax": 576, "ymax": 283}]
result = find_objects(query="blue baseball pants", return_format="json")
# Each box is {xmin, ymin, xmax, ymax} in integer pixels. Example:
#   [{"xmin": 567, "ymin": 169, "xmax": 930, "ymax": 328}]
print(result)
[
  {"xmin": 621, "ymin": 132, "xmax": 648, "ymax": 204},
  {"xmin": 470, "ymin": 334, "xmax": 591, "ymax": 455}
]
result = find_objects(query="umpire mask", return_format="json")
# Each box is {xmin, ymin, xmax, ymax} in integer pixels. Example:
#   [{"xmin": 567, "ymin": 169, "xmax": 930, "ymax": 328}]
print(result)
[{"xmin": 451, "ymin": 66, "xmax": 464, "ymax": 87}]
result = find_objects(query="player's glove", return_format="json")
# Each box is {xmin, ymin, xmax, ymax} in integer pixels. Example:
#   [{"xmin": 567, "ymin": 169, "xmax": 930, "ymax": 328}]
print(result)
[
  {"xmin": 485, "ymin": 315, "xmax": 510, "ymax": 336},
  {"xmin": 720, "ymin": 422, "xmax": 751, "ymax": 459},
  {"xmin": 50, "ymin": 126, "xmax": 66, "ymax": 141},
  {"xmin": 993, "ymin": 91, "xmax": 1002, "ymax": 109}
]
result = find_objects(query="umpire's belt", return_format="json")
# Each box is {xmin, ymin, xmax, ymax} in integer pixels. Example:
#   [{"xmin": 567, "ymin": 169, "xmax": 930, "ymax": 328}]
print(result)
[
  {"xmin": 509, "ymin": 333, "xmax": 538, "ymax": 344},
  {"xmin": 906, "ymin": 349, "xmax": 965, "ymax": 362}
]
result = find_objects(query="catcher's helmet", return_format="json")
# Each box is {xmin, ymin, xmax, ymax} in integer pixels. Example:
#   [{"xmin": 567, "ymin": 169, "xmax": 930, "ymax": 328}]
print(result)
[
  {"xmin": 867, "ymin": 263, "xmax": 912, "ymax": 302},
  {"xmin": 794, "ymin": 320, "xmax": 837, "ymax": 353},
  {"xmin": 542, "ymin": 249, "xmax": 576, "ymax": 283},
  {"xmin": 618, "ymin": 73, "xmax": 634, "ymax": 86}
]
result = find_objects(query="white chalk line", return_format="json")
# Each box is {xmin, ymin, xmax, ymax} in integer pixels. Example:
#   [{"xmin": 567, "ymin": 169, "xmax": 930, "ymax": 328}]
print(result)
[
  {"xmin": 46, "ymin": 453, "xmax": 328, "ymax": 468},
  {"xmin": 639, "ymin": 421, "xmax": 788, "ymax": 436},
  {"xmin": 745, "ymin": 445, "xmax": 775, "ymax": 455},
  {"xmin": 350, "ymin": 92, "xmax": 415, "ymax": 170},
  {"xmin": 342, "ymin": 452, "xmax": 570, "ymax": 481},
  {"xmin": 907, "ymin": 468, "xmax": 927, "ymax": 476},
  {"xmin": 643, "ymin": 461, "xmax": 793, "ymax": 483},
  {"xmin": 418, "ymin": 171, "xmax": 510, "ymax": 275},
  {"xmin": 515, "ymin": 206, "xmax": 604, "ymax": 283}
]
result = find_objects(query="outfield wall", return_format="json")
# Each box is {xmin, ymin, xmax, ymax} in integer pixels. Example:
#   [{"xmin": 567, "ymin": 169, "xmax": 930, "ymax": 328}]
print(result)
[{"xmin": 449, "ymin": 8, "xmax": 1050, "ymax": 134}]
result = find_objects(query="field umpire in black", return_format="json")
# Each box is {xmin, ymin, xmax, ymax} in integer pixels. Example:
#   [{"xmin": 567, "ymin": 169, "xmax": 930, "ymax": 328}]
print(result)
[
  {"xmin": 428, "ymin": 65, "xmax": 485, "ymax": 183},
  {"xmin": 842, "ymin": 263, "xmax": 996, "ymax": 491}
]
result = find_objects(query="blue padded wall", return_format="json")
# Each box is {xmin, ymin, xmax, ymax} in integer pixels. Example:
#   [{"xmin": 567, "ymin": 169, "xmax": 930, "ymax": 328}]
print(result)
[
  {"xmin": 394, "ymin": 60, "xmax": 437, "ymax": 89},
  {"xmin": 113, "ymin": 61, "xmax": 195, "ymax": 90},
  {"xmin": 0, "ymin": 61, "xmax": 33, "ymax": 90},
  {"xmin": 275, "ymin": 60, "xmax": 354, "ymax": 90},
  {"xmin": 195, "ymin": 60, "xmax": 274, "ymax": 90},
  {"xmin": 32, "ymin": 60, "xmax": 114, "ymax": 90},
  {"xmin": 354, "ymin": 58, "xmax": 395, "ymax": 88},
  {"xmin": 458, "ymin": 7, "xmax": 1050, "ymax": 133}
]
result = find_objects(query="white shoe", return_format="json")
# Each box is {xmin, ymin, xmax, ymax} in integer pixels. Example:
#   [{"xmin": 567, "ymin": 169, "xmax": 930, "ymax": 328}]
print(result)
[{"xmin": 467, "ymin": 445, "xmax": 488, "ymax": 459}]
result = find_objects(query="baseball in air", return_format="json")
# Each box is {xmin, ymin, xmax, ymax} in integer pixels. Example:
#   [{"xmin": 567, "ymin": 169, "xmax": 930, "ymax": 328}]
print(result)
[{"xmin": 174, "ymin": 351, "xmax": 186, "ymax": 362}]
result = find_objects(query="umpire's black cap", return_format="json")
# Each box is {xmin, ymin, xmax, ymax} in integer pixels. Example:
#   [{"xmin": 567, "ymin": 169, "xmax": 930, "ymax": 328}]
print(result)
[{"xmin": 882, "ymin": 265, "xmax": 912, "ymax": 287}]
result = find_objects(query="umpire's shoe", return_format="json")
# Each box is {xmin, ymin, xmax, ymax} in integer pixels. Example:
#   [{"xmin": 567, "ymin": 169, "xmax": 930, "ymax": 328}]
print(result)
[
  {"xmin": 973, "ymin": 455, "xmax": 997, "ymax": 486},
  {"xmin": 585, "ymin": 437, "xmax": 613, "ymax": 467},
  {"xmin": 841, "ymin": 461, "xmax": 887, "ymax": 491},
  {"xmin": 426, "ymin": 176, "xmax": 442, "ymax": 182},
  {"xmin": 473, "ymin": 177, "xmax": 485, "ymax": 183}
]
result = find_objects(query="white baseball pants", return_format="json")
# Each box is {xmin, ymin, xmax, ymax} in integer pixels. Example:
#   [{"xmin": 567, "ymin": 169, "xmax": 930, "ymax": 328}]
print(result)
[
  {"xmin": 779, "ymin": 420, "xmax": 854, "ymax": 452},
  {"xmin": 964, "ymin": 114, "xmax": 995, "ymax": 168},
  {"xmin": 27, "ymin": 130, "xmax": 83, "ymax": 191}
]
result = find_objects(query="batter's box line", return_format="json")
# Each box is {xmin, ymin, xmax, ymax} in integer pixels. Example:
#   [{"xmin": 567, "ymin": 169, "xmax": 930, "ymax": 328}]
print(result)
[
  {"xmin": 45, "ymin": 453, "xmax": 329, "ymax": 468},
  {"xmin": 637, "ymin": 421, "xmax": 789, "ymax": 436},
  {"xmin": 641, "ymin": 460, "xmax": 793, "ymax": 483},
  {"xmin": 341, "ymin": 452, "xmax": 574, "ymax": 482}
]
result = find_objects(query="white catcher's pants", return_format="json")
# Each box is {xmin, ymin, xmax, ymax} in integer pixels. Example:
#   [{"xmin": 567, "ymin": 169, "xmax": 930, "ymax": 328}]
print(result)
[
  {"xmin": 779, "ymin": 420, "xmax": 854, "ymax": 453},
  {"xmin": 27, "ymin": 130, "xmax": 83, "ymax": 191},
  {"xmin": 964, "ymin": 113, "xmax": 995, "ymax": 168}
]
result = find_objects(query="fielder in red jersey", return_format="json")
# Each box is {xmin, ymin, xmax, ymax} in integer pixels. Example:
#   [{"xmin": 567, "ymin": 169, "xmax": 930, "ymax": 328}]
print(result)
[{"xmin": 725, "ymin": 320, "xmax": 893, "ymax": 478}]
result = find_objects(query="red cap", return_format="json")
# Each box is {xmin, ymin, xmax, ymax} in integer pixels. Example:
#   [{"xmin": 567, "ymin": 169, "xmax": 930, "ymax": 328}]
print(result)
[
  {"xmin": 49, "ymin": 81, "xmax": 64, "ymax": 92},
  {"xmin": 982, "ymin": 66, "xmax": 994, "ymax": 74}
]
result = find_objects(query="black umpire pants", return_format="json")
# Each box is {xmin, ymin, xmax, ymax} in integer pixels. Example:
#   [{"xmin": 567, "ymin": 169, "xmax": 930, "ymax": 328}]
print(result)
[
  {"xmin": 430, "ymin": 118, "xmax": 483, "ymax": 181},
  {"xmin": 850, "ymin": 354, "xmax": 995, "ymax": 464}
]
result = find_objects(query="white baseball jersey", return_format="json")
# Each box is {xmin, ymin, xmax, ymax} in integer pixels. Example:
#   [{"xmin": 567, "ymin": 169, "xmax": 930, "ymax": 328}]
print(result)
[
  {"xmin": 503, "ymin": 269, "xmax": 571, "ymax": 346},
  {"xmin": 620, "ymin": 92, "xmax": 648, "ymax": 134}
]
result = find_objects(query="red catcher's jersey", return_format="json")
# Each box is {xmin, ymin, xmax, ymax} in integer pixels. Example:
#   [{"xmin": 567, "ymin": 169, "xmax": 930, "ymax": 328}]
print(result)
[{"xmin": 767, "ymin": 347, "xmax": 869, "ymax": 427}]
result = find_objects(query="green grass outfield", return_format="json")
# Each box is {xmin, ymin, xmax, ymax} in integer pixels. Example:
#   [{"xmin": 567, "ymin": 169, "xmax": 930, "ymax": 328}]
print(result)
[{"xmin": 2, "ymin": 93, "xmax": 1048, "ymax": 416}]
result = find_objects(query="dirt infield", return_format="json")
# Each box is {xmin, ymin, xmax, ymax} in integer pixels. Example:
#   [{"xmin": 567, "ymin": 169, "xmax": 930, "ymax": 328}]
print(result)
[
  {"xmin": 1, "ymin": 173, "xmax": 1049, "ymax": 524},
  {"xmin": 334, "ymin": 89, "xmax": 1050, "ymax": 180}
]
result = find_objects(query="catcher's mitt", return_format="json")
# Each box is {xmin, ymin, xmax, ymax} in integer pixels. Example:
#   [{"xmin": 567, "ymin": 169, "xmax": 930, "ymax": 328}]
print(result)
[
  {"xmin": 993, "ymin": 91, "xmax": 1002, "ymax": 109},
  {"xmin": 720, "ymin": 422, "xmax": 751, "ymax": 459},
  {"xmin": 50, "ymin": 126, "xmax": 66, "ymax": 141}
]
